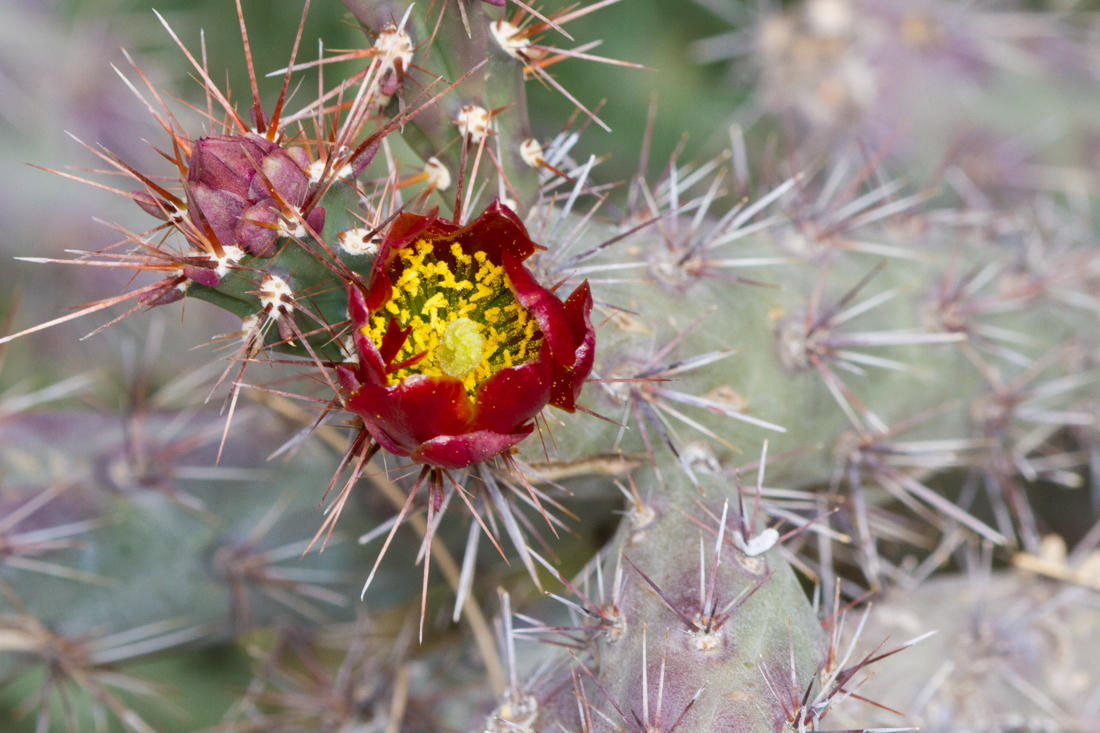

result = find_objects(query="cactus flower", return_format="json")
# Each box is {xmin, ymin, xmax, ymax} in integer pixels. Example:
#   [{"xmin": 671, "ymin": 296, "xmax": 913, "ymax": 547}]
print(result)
[
  {"xmin": 180, "ymin": 133, "xmax": 325, "ymax": 257},
  {"xmin": 337, "ymin": 202, "xmax": 594, "ymax": 470}
]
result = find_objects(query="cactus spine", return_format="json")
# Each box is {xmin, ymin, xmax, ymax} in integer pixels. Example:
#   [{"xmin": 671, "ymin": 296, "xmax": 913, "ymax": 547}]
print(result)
[{"xmin": 5, "ymin": 0, "xmax": 1100, "ymax": 731}]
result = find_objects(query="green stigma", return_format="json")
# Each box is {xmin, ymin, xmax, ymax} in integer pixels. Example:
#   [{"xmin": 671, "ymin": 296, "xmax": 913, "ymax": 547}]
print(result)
[{"xmin": 439, "ymin": 318, "xmax": 484, "ymax": 379}]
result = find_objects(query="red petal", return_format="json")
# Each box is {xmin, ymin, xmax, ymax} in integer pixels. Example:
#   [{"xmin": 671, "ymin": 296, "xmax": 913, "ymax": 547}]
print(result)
[
  {"xmin": 387, "ymin": 209, "xmax": 443, "ymax": 248},
  {"xmin": 378, "ymin": 317, "xmax": 412, "ymax": 366},
  {"xmin": 366, "ymin": 211, "xmax": 442, "ymax": 312},
  {"xmin": 503, "ymin": 250, "xmax": 577, "ymax": 368},
  {"xmin": 411, "ymin": 427, "xmax": 533, "ymax": 470},
  {"xmin": 454, "ymin": 200, "xmax": 537, "ymax": 265},
  {"xmin": 363, "ymin": 264, "xmax": 394, "ymax": 316},
  {"xmin": 336, "ymin": 365, "xmax": 361, "ymax": 395},
  {"xmin": 473, "ymin": 349, "xmax": 553, "ymax": 434},
  {"xmin": 563, "ymin": 280, "xmax": 594, "ymax": 345},
  {"xmin": 344, "ymin": 285, "xmax": 385, "ymax": 384},
  {"xmin": 357, "ymin": 419, "xmax": 411, "ymax": 459},
  {"xmin": 345, "ymin": 374, "xmax": 475, "ymax": 453},
  {"xmin": 347, "ymin": 283, "xmax": 370, "ymax": 326},
  {"xmin": 553, "ymin": 280, "xmax": 596, "ymax": 411},
  {"xmin": 353, "ymin": 331, "xmax": 388, "ymax": 386}
]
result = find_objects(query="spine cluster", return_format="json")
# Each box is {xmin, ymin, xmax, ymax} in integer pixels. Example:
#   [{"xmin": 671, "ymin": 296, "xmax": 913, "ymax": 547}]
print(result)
[{"xmin": 4, "ymin": 0, "xmax": 1100, "ymax": 732}]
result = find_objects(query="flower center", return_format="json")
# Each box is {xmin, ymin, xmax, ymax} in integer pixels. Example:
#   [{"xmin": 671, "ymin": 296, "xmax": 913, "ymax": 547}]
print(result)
[
  {"xmin": 439, "ymin": 318, "xmax": 484, "ymax": 378},
  {"xmin": 365, "ymin": 239, "xmax": 543, "ymax": 395}
]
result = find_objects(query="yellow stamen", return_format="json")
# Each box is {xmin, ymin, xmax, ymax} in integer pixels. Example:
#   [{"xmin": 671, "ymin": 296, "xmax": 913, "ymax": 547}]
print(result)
[{"xmin": 365, "ymin": 238, "xmax": 543, "ymax": 397}]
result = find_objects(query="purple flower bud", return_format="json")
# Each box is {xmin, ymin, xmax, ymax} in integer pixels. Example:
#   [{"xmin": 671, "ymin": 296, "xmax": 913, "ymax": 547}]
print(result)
[
  {"xmin": 257, "ymin": 152, "xmax": 309, "ymax": 206},
  {"xmin": 286, "ymin": 146, "xmax": 311, "ymax": 171},
  {"xmin": 182, "ymin": 265, "xmax": 221, "ymax": 288},
  {"xmin": 235, "ymin": 200, "xmax": 280, "ymax": 257},
  {"xmin": 131, "ymin": 191, "xmax": 172, "ymax": 220},
  {"xmin": 140, "ymin": 281, "xmax": 186, "ymax": 307},
  {"xmin": 190, "ymin": 182, "xmax": 246, "ymax": 251},
  {"xmin": 185, "ymin": 133, "xmax": 313, "ymax": 255},
  {"xmin": 306, "ymin": 206, "xmax": 326, "ymax": 235},
  {"xmin": 351, "ymin": 142, "xmax": 380, "ymax": 179}
]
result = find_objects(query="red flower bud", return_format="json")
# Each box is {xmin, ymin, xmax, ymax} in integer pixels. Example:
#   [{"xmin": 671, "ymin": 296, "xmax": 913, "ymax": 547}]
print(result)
[{"xmin": 338, "ymin": 201, "xmax": 595, "ymax": 469}]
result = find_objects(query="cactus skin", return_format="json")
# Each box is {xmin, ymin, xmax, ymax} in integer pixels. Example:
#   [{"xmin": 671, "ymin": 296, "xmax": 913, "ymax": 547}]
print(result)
[
  {"xmin": 342, "ymin": 0, "xmax": 539, "ymax": 211},
  {"xmin": 0, "ymin": 409, "xmax": 410, "ymax": 637},
  {"xmin": 8, "ymin": 0, "xmax": 1100, "ymax": 731},
  {"xmin": 574, "ymin": 470, "xmax": 827, "ymax": 733},
  {"xmin": 829, "ymin": 568, "xmax": 1100, "ymax": 733}
]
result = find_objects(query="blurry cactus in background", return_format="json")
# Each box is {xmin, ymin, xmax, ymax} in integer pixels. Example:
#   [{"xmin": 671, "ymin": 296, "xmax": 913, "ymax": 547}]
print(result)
[{"xmin": 4, "ymin": 0, "xmax": 1100, "ymax": 731}]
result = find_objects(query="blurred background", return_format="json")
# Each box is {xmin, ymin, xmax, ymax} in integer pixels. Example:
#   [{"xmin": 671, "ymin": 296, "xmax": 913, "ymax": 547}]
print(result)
[{"xmin": 4, "ymin": 0, "xmax": 1100, "ymax": 729}]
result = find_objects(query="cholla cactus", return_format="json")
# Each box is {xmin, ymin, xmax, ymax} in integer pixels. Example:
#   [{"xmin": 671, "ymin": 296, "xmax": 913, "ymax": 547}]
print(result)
[{"xmin": 5, "ymin": 0, "xmax": 1100, "ymax": 732}]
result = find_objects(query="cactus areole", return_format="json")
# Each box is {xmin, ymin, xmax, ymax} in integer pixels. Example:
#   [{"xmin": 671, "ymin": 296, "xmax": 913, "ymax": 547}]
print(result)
[{"xmin": 338, "ymin": 201, "xmax": 595, "ymax": 469}]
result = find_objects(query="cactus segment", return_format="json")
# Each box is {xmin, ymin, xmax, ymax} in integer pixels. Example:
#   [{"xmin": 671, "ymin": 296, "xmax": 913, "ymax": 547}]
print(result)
[{"xmin": 8, "ymin": 0, "xmax": 1100, "ymax": 731}]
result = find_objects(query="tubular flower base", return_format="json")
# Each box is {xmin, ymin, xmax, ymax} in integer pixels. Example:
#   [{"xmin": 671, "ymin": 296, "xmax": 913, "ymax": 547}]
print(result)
[{"xmin": 338, "ymin": 201, "xmax": 595, "ymax": 470}]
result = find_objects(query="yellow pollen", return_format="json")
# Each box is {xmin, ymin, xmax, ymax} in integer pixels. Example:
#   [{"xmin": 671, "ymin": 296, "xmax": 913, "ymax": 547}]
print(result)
[{"xmin": 366, "ymin": 238, "xmax": 543, "ymax": 396}]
